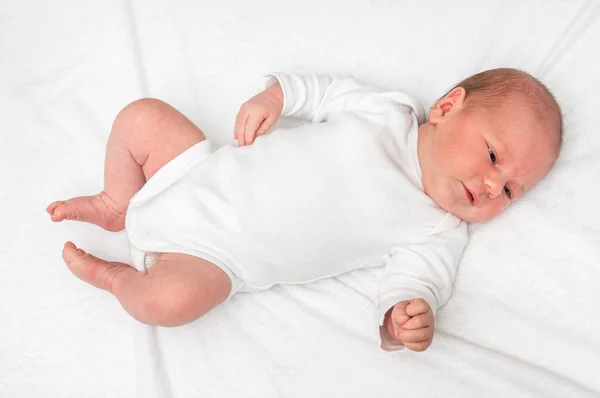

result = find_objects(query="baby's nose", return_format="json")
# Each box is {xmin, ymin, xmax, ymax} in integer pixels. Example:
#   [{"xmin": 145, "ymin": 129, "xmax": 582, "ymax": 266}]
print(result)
[{"xmin": 483, "ymin": 174, "xmax": 505, "ymax": 198}]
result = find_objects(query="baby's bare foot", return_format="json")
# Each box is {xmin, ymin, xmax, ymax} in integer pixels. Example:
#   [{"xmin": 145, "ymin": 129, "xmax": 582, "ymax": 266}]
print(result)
[
  {"xmin": 47, "ymin": 192, "xmax": 125, "ymax": 232},
  {"xmin": 62, "ymin": 241, "xmax": 129, "ymax": 292}
]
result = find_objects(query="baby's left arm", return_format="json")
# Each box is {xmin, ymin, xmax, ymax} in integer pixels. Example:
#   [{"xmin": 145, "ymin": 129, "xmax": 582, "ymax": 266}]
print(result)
[
  {"xmin": 383, "ymin": 298, "xmax": 435, "ymax": 352},
  {"xmin": 378, "ymin": 222, "xmax": 468, "ymax": 352}
]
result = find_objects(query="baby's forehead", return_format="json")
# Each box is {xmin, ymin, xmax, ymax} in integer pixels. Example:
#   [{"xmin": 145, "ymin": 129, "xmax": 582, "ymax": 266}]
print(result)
[
  {"xmin": 501, "ymin": 116, "xmax": 557, "ymax": 156},
  {"xmin": 499, "ymin": 121, "xmax": 558, "ymax": 187},
  {"xmin": 482, "ymin": 93, "xmax": 559, "ymax": 141},
  {"xmin": 497, "ymin": 90, "xmax": 561, "ymax": 141}
]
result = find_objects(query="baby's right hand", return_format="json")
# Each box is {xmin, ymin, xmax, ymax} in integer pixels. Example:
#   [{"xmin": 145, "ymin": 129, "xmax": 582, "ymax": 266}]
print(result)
[{"xmin": 234, "ymin": 82, "xmax": 284, "ymax": 146}]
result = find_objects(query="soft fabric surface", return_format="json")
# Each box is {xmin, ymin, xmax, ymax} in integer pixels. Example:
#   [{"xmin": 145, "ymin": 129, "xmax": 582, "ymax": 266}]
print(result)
[{"xmin": 1, "ymin": 0, "xmax": 599, "ymax": 397}]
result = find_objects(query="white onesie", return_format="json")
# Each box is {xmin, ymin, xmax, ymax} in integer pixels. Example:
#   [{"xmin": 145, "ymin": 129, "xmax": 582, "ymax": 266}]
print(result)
[{"xmin": 125, "ymin": 73, "xmax": 468, "ymax": 351}]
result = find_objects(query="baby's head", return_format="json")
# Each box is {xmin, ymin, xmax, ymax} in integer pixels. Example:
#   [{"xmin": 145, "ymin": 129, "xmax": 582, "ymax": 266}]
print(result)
[{"xmin": 417, "ymin": 68, "xmax": 563, "ymax": 223}]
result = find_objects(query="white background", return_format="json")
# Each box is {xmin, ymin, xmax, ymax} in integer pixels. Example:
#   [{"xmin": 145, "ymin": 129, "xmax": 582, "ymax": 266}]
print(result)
[{"xmin": 1, "ymin": 0, "xmax": 599, "ymax": 397}]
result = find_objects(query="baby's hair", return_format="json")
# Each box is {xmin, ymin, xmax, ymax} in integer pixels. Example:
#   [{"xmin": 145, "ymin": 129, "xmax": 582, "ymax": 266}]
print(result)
[{"xmin": 443, "ymin": 68, "xmax": 563, "ymax": 151}]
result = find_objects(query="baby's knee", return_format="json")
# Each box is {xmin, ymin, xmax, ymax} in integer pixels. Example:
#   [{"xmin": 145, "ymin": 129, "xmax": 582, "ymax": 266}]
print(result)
[{"xmin": 113, "ymin": 98, "xmax": 166, "ymax": 132}]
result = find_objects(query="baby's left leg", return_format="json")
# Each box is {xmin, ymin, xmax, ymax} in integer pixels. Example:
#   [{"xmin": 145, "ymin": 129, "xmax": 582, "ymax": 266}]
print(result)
[
  {"xmin": 62, "ymin": 242, "xmax": 232, "ymax": 326},
  {"xmin": 47, "ymin": 98, "xmax": 207, "ymax": 232}
]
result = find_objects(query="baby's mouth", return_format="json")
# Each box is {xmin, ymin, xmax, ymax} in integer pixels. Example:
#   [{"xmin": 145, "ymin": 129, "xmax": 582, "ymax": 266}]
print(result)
[{"xmin": 462, "ymin": 183, "xmax": 474, "ymax": 205}]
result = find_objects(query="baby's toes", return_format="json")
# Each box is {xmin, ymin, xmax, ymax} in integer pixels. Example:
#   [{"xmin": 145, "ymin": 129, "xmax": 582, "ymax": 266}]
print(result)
[
  {"xmin": 62, "ymin": 241, "xmax": 87, "ymax": 265},
  {"xmin": 46, "ymin": 201, "xmax": 64, "ymax": 216},
  {"xmin": 48, "ymin": 201, "xmax": 73, "ymax": 222}
]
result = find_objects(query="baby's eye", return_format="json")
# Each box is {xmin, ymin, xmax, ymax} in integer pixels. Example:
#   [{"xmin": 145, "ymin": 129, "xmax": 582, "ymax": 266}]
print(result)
[
  {"xmin": 488, "ymin": 145, "xmax": 497, "ymax": 164},
  {"xmin": 504, "ymin": 186, "xmax": 512, "ymax": 199}
]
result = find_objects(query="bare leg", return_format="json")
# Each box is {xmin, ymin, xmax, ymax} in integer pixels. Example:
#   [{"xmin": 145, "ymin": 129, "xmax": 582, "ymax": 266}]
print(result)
[
  {"xmin": 62, "ymin": 241, "xmax": 232, "ymax": 326},
  {"xmin": 47, "ymin": 98, "xmax": 206, "ymax": 231},
  {"xmin": 48, "ymin": 99, "xmax": 230, "ymax": 324}
]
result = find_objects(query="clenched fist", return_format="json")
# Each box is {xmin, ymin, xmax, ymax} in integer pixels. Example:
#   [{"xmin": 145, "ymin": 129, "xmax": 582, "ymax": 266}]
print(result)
[
  {"xmin": 383, "ymin": 298, "xmax": 434, "ymax": 352},
  {"xmin": 234, "ymin": 82, "xmax": 284, "ymax": 146}
]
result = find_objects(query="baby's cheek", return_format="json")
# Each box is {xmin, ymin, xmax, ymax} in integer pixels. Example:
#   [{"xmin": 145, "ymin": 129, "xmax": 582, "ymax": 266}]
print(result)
[{"xmin": 442, "ymin": 145, "xmax": 477, "ymax": 177}]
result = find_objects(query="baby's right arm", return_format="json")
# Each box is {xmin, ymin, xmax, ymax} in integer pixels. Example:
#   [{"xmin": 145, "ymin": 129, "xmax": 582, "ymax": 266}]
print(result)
[{"xmin": 234, "ymin": 82, "xmax": 284, "ymax": 146}]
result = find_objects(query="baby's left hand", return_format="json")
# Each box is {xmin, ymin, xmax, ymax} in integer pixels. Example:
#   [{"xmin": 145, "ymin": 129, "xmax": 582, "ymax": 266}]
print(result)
[{"xmin": 384, "ymin": 298, "xmax": 434, "ymax": 352}]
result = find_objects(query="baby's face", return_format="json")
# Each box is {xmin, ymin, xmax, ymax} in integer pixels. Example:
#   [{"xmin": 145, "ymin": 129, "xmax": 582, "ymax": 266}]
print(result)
[{"xmin": 418, "ymin": 90, "xmax": 559, "ymax": 223}]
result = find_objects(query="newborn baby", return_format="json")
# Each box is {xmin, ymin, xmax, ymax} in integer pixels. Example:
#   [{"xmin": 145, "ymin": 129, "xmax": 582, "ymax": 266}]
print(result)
[{"xmin": 47, "ymin": 68, "xmax": 562, "ymax": 352}]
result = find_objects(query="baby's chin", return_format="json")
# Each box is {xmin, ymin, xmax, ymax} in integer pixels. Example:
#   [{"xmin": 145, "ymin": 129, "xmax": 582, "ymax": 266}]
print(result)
[
  {"xmin": 432, "ymin": 196, "xmax": 501, "ymax": 223},
  {"xmin": 446, "ymin": 206, "xmax": 502, "ymax": 223}
]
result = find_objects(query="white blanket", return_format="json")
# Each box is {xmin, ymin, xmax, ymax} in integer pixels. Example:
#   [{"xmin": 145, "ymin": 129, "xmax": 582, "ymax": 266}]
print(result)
[{"xmin": 1, "ymin": 0, "xmax": 599, "ymax": 397}]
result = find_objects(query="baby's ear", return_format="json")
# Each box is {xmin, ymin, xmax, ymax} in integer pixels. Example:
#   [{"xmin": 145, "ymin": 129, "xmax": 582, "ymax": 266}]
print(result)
[
  {"xmin": 429, "ymin": 87, "xmax": 467, "ymax": 124},
  {"xmin": 427, "ymin": 107, "xmax": 444, "ymax": 124}
]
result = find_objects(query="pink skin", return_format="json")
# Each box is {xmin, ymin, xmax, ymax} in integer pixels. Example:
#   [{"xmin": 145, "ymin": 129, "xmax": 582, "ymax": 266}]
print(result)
[
  {"xmin": 47, "ymin": 192, "xmax": 125, "ymax": 232},
  {"xmin": 234, "ymin": 82, "xmax": 284, "ymax": 146},
  {"xmin": 417, "ymin": 87, "xmax": 559, "ymax": 223},
  {"xmin": 384, "ymin": 298, "xmax": 434, "ymax": 352}
]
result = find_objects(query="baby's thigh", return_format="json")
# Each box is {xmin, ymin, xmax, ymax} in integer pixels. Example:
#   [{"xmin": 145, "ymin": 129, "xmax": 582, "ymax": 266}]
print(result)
[
  {"xmin": 144, "ymin": 252, "xmax": 232, "ymax": 326},
  {"xmin": 118, "ymin": 98, "xmax": 208, "ymax": 180}
]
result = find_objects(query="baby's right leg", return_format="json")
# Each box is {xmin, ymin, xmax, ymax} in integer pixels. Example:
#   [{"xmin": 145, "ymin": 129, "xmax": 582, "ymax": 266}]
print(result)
[
  {"xmin": 47, "ymin": 98, "xmax": 207, "ymax": 231},
  {"xmin": 62, "ymin": 242, "xmax": 232, "ymax": 326}
]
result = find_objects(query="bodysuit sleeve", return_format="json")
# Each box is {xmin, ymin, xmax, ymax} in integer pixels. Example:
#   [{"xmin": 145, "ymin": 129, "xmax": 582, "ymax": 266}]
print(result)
[
  {"xmin": 378, "ymin": 221, "xmax": 468, "ymax": 352},
  {"xmin": 261, "ymin": 72, "xmax": 425, "ymax": 123}
]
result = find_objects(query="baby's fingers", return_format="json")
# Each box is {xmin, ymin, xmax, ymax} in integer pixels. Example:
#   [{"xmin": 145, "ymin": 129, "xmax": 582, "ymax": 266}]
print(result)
[
  {"xmin": 405, "ymin": 298, "xmax": 431, "ymax": 317},
  {"xmin": 404, "ymin": 340, "xmax": 432, "ymax": 352},
  {"xmin": 391, "ymin": 301, "xmax": 410, "ymax": 331},
  {"xmin": 234, "ymin": 113, "xmax": 248, "ymax": 146},
  {"xmin": 401, "ymin": 312, "xmax": 433, "ymax": 330},
  {"xmin": 397, "ymin": 326, "xmax": 433, "ymax": 343},
  {"xmin": 255, "ymin": 114, "xmax": 277, "ymax": 138},
  {"xmin": 244, "ymin": 114, "xmax": 266, "ymax": 145}
]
